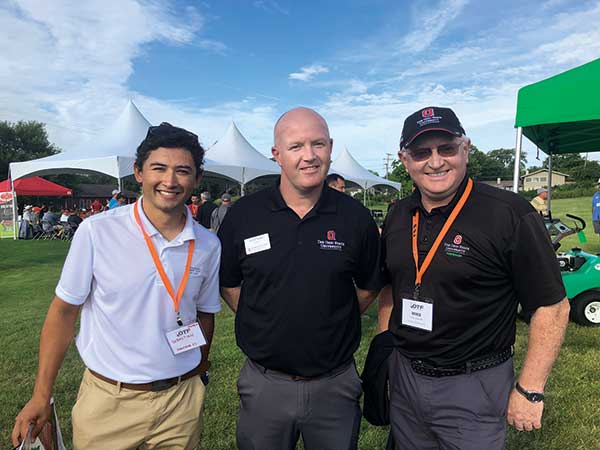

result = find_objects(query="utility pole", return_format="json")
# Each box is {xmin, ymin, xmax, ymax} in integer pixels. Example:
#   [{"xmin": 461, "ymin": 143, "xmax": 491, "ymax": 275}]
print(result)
[{"xmin": 383, "ymin": 153, "xmax": 393, "ymax": 179}]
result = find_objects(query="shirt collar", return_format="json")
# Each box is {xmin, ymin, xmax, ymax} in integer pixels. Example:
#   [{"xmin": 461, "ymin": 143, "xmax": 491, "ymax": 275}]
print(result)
[
  {"xmin": 267, "ymin": 177, "xmax": 337, "ymax": 215},
  {"xmin": 409, "ymin": 175, "xmax": 470, "ymax": 217},
  {"xmin": 133, "ymin": 197, "xmax": 196, "ymax": 243}
]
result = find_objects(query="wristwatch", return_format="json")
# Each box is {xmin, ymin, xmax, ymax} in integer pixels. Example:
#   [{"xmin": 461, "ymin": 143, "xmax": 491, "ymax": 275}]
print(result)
[{"xmin": 515, "ymin": 382, "xmax": 544, "ymax": 403}]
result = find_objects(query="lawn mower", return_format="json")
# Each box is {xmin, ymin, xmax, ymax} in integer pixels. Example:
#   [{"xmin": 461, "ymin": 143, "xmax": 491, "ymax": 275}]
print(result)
[{"xmin": 541, "ymin": 213, "xmax": 600, "ymax": 327}]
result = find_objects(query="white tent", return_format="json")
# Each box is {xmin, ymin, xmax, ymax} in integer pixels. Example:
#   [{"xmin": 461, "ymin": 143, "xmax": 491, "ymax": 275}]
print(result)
[
  {"xmin": 9, "ymin": 100, "xmax": 151, "ymax": 190},
  {"xmin": 330, "ymin": 148, "xmax": 401, "ymax": 192},
  {"xmin": 205, "ymin": 121, "xmax": 279, "ymax": 194}
]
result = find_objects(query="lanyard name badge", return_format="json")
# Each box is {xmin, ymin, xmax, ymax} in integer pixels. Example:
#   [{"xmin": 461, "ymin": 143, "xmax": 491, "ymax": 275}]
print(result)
[
  {"xmin": 133, "ymin": 201, "xmax": 206, "ymax": 355},
  {"xmin": 402, "ymin": 179, "xmax": 473, "ymax": 332}
]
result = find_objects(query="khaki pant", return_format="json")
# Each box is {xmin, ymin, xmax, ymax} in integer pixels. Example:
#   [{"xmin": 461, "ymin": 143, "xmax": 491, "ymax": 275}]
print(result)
[{"xmin": 72, "ymin": 369, "xmax": 206, "ymax": 450}]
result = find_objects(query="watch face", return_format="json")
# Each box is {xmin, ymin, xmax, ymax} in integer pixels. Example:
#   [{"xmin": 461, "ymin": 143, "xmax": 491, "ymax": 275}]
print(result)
[{"xmin": 530, "ymin": 392, "xmax": 544, "ymax": 402}]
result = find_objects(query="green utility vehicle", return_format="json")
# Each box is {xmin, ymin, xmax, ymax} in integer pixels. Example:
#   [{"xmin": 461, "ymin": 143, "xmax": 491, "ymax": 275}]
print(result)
[
  {"xmin": 547, "ymin": 214, "xmax": 600, "ymax": 327},
  {"xmin": 513, "ymin": 58, "xmax": 600, "ymax": 327}
]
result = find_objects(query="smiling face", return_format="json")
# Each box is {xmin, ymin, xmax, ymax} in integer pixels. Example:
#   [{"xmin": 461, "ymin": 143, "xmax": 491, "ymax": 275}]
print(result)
[
  {"xmin": 399, "ymin": 131, "xmax": 470, "ymax": 211},
  {"xmin": 134, "ymin": 147, "xmax": 199, "ymax": 220},
  {"xmin": 272, "ymin": 108, "xmax": 332, "ymax": 198}
]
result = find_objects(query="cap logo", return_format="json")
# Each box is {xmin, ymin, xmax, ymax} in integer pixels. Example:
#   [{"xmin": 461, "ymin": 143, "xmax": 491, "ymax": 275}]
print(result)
[
  {"xmin": 422, "ymin": 108, "xmax": 434, "ymax": 118},
  {"xmin": 327, "ymin": 230, "xmax": 336, "ymax": 241},
  {"xmin": 453, "ymin": 234, "xmax": 462, "ymax": 245}
]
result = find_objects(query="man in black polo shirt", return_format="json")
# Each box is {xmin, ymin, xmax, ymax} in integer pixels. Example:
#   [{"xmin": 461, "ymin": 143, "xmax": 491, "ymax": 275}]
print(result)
[
  {"xmin": 379, "ymin": 106, "xmax": 570, "ymax": 450},
  {"xmin": 218, "ymin": 107, "xmax": 382, "ymax": 450}
]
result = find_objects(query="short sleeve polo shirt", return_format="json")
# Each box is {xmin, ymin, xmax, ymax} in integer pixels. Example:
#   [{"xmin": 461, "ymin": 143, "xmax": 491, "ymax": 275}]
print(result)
[
  {"xmin": 219, "ymin": 183, "xmax": 383, "ymax": 377},
  {"xmin": 56, "ymin": 200, "xmax": 222, "ymax": 383},
  {"xmin": 381, "ymin": 177, "xmax": 566, "ymax": 367}
]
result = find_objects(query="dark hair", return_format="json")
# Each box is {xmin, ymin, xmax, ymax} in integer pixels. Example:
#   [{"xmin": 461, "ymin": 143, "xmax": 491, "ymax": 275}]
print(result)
[
  {"xmin": 135, "ymin": 122, "xmax": 205, "ymax": 177},
  {"xmin": 326, "ymin": 173, "xmax": 345, "ymax": 185}
]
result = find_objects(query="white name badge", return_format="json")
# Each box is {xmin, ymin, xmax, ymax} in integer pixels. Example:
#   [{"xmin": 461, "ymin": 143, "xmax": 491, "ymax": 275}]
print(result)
[
  {"xmin": 165, "ymin": 322, "xmax": 206, "ymax": 355},
  {"xmin": 244, "ymin": 233, "xmax": 271, "ymax": 255},
  {"xmin": 402, "ymin": 298, "xmax": 433, "ymax": 332}
]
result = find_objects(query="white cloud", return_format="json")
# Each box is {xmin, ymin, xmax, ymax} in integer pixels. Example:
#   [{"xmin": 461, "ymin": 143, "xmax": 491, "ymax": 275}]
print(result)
[
  {"xmin": 0, "ymin": 0, "xmax": 233, "ymax": 154},
  {"xmin": 288, "ymin": 64, "xmax": 330, "ymax": 82},
  {"xmin": 252, "ymin": 0, "xmax": 289, "ymax": 16},
  {"xmin": 401, "ymin": 0, "xmax": 468, "ymax": 53}
]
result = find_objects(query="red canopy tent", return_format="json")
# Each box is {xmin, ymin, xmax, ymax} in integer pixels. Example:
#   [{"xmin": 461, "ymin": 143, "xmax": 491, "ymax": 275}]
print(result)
[{"xmin": 0, "ymin": 177, "xmax": 72, "ymax": 196}]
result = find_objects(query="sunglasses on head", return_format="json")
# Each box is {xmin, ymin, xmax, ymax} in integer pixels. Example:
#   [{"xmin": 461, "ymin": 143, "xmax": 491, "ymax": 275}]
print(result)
[{"xmin": 404, "ymin": 142, "xmax": 463, "ymax": 162}]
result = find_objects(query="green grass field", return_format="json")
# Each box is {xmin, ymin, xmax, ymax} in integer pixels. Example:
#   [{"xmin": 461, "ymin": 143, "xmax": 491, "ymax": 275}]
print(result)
[{"xmin": 1, "ymin": 197, "xmax": 599, "ymax": 449}]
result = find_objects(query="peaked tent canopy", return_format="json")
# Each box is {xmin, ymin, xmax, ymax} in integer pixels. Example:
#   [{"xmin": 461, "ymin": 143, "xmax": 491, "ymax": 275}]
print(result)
[
  {"xmin": 330, "ymin": 148, "xmax": 401, "ymax": 191},
  {"xmin": 514, "ymin": 58, "xmax": 600, "ymax": 155},
  {"xmin": 205, "ymin": 121, "xmax": 279, "ymax": 191},
  {"xmin": 0, "ymin": 177, "xmax": 72, "ymax": 196},
  {"xmin": 9, "ymin": 100, "xmax": 151, "ymax": 182}
]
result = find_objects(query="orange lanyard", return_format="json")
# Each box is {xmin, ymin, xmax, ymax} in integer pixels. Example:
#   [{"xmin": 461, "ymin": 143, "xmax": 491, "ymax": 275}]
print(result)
[
  {"xmin": 411, "ymin": 178, "xmax": 473, "ymax": 299},
  {"xmin": 133, "ymin": 201, "xmax": 195, "ymax": 326}
]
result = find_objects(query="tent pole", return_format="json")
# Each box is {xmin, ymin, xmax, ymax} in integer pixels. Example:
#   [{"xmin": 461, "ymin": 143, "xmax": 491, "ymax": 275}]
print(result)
[
  {"xmin": 241, "ymin": 168, "xmax": 245, "ymax": 196},
  {"xmin": 513, "ymin": 127, "xmax": 523, "ymax": 193},
  {"xmin": 118, "ymin": 177, "xmax": 123, "ymax": 192},
  {"xmin": 547, "ymin": 155, "xmax": 553, "ymax": 213},
  {"xmin": 10, "ymin": 174, "xmax": 17, "ymax": 240}
]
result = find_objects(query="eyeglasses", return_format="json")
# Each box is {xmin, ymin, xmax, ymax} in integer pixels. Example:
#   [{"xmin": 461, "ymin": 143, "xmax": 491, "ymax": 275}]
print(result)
[{"xmin": 404, "ymin": 142, "xmax": 463, "ymax": 162}]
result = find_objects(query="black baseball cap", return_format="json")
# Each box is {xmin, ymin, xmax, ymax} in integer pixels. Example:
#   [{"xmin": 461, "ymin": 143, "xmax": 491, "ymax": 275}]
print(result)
[{"xmin": 400, "ymin": 106, "xmax": 465, "ymax": 149}]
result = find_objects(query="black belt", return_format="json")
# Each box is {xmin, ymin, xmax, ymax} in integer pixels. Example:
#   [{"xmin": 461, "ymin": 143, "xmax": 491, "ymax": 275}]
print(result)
[
  {"xmin": 254, "ymin": 359, "xmax": 353, "ymax": 381},
  {"xmin": 410, "ymin": 347, "xmax": 513, "ymax": 377}
]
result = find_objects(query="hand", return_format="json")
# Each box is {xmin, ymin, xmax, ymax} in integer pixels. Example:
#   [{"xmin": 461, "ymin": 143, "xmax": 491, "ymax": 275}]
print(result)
[
  {"xmin": 11, "ymin": 397, "xmax": 52, "ymax": 447},
  {"xmin": 506, "ymin": 388, "xmax": 544, "ymax": 431}
]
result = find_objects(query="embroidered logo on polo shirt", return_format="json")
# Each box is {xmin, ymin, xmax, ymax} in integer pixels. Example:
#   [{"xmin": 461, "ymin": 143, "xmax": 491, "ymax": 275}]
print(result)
[
  {"xmin": 318, "ymin": 230, "xmax": 345, "ymax": 251},
  {"xmin": 444, "ymin": 234, "xmax": 470, "ymax": 258}
]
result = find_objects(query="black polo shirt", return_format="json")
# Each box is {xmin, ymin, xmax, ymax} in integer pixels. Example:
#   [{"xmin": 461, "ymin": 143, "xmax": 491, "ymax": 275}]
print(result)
[
  {"xmin": 381, "ymin": 176, "xmax": 565, "ymax": 367},
  {"xmin": 219, "ymin": 182, "xmax": 383, "ymax": 377}
]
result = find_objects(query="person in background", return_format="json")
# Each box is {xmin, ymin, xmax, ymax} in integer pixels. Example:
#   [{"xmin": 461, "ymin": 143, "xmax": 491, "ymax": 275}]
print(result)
[
  {"xmin": 19, "ymin": 205, "xmax": 34, "ymax": 239},
  {"xmin": 188, "ymin": 195, "xmax": 201, "ymax": 217},
  {"xmin": 60, "ymin": 209, "xmax": 70, "ymax": 223},
  {"xmin": 530, "ymin": 187, "xmax": 548, "ymax": 216},
  {"xmin": 592, "ymin": 179, "xmax": 600, "ymax": 235},
  {"xmin": 195, "ymin": 192, "xmax": 217, "ymax": 229},
  {"xmin": 210, "ymin": 193, "xmax": 232, "ymax": 232},
  {"xmin": 91, "ymin": 199, "xmax": 103, "ymax": 213},
  {"xmin": 108, "ymin": 189, "xmax": 120, "ymax": 209},
  {"xmin": 326, "ymin": 173, "xmax": 346, "ymax": 192},
  {"xmin": 117, "ymin": 193, "xmax": 127, "ymax": 207}
]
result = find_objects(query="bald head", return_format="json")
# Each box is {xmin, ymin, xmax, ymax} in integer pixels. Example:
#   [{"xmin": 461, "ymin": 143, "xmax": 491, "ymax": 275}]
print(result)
[{"xmin": 274, "ymin": 107, "xmax": 330, "ymax": 147}]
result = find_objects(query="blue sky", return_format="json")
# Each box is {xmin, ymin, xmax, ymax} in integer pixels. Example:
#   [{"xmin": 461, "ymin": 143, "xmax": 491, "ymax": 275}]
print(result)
[{"xmin": 2, "ymin": 0, "xmax": 600, "ymax": 174}]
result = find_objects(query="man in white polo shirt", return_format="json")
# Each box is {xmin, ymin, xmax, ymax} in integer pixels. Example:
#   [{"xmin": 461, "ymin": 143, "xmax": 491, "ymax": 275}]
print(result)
[{"xmin": 12, "ymin": 123, "xmax": 221, "ymax": 450}]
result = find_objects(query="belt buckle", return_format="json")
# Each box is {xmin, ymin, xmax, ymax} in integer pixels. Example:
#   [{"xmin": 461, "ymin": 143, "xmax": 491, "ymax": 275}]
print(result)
[
  {"xmin": 291, "ymin": 375, "xmax": 309, "ymax": 381},
  {"xmin": 150, "ymin": 379, "xmax": 175, "ymax": 391}
]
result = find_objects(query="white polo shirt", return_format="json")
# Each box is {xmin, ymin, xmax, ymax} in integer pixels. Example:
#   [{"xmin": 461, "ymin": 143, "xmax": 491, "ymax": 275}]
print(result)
[{"xmin": 56, "ymin": 199, "xmax": 221, "ymax": 383}]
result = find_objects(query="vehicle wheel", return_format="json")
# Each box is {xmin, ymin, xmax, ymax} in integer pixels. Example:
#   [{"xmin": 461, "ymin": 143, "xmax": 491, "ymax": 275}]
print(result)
[{"xmin": 572, "ymin": 292, "xmax": 600, "ymax": 327}]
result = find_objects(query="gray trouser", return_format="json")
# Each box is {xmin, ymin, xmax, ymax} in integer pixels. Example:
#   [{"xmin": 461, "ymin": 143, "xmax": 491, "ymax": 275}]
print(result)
[
  {"xmin": 236, "ymin": 358, "xmax": 362, "ymax": 450},
  {"xmin": 389, "ymin": 350, "xmax": 514, "ymax": 450}
]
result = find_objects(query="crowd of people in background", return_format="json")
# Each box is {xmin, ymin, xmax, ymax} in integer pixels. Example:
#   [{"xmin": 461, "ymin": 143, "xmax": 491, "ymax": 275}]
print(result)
[
  {"xmin": 17, "ymin": 189, "xmax": 132, "ymax": 240},
  {"xmin": 18, "ymin": 187, "xmax": 237, "ymax": 240}
]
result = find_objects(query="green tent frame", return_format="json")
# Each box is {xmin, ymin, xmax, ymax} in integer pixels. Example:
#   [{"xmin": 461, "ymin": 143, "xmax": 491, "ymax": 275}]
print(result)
[{"xmin": 513, "ymin": 58, "xmax": 600, "ymax": 211}]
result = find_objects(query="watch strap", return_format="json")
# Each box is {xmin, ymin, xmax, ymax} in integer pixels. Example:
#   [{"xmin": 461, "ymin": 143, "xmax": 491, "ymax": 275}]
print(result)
[{"xmin": 515, "ymin": 382, "xmax": 544, "ymax": 403}]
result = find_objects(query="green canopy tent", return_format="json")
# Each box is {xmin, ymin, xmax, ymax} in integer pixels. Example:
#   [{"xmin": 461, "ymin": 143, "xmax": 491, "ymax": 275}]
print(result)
[{"xmin": 513, "ymin": 58, "xmax": 600, "ymax": 211}]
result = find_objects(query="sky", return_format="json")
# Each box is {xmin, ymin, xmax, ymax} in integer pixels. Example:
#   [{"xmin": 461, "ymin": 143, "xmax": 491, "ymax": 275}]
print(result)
[{"xmin": 2, "ymin": 0, "xmax": 600, "ymax": 175}]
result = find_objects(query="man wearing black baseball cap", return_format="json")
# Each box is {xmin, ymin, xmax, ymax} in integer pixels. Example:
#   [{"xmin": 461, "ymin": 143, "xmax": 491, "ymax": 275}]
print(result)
[{"xmin": 378, "ymin": 106, "xmax": 570, "ymax": 449}]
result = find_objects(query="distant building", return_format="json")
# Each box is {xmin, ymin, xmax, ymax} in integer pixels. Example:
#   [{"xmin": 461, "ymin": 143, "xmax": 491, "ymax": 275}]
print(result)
[
  {"xmin": 479, "ymin": 178, "xmax": 518, "ymax": 191},
  {"xmin": 520, "ymin": 169, "xmax": 569, "ymax": 191}
]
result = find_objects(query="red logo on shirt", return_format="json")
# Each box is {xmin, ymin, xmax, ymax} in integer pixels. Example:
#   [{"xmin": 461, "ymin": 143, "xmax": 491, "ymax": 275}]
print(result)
[
  {"xmin": 422, "ymin": 108, "xmax": 434, "ymax": 118},
  {"xmin": 453, "ymin": 234, "xmax": 462, "ymax": 245},
  {"xmin": 327, "ymin": 230, "xmax": 336, "ymax": 241}
]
